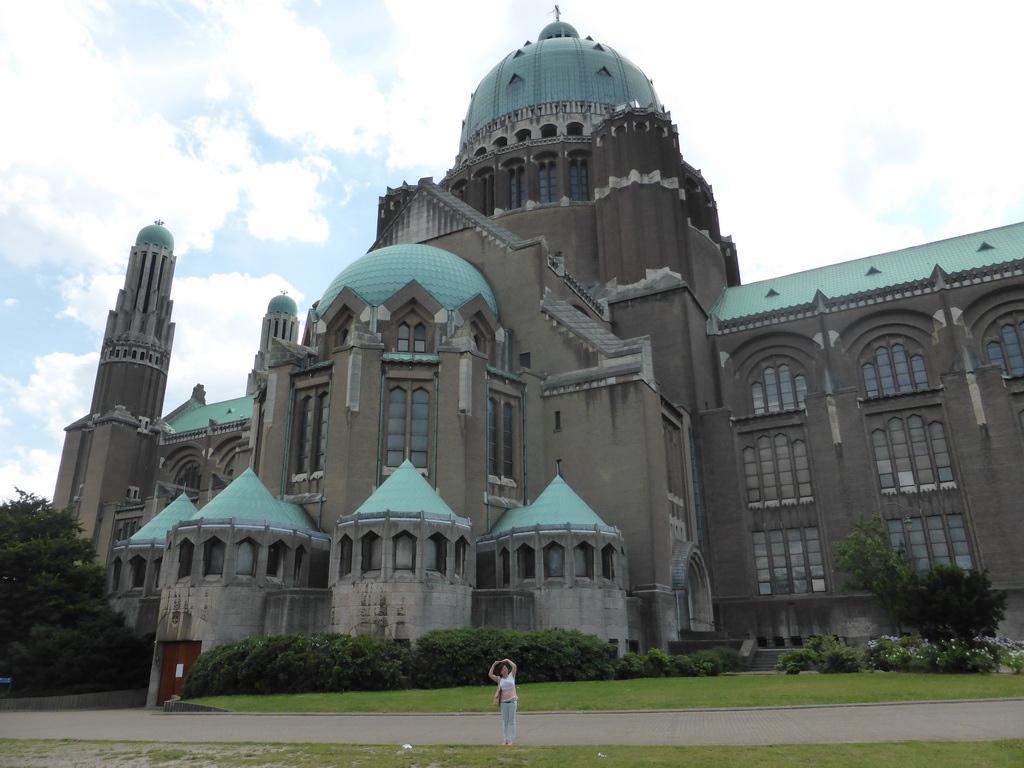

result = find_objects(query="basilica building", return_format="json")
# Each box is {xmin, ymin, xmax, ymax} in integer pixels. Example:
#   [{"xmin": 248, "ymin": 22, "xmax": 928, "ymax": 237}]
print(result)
[{"xmin": 53, "ymin": 20, "xmax": 1024, "ymax": 704}]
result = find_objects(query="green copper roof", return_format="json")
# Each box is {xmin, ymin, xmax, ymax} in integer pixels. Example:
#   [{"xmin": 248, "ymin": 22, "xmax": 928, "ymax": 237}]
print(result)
[
  {"xmin": 129, "ymin": 493, "xmax": 198, "ymax": 543},
  {"xmin": 489, "ymin": 475, "xmax": 608, "ymax": 534},
  {"xmin": 136, "ymin": 222, "xmax": 174, "ymax": 252},
  {"xmin": 461, "ymin": 25, "xmax": 660, "ymax": 145},
  {"xmin": 194, "ymin": 468, "xmax": 317, "ymax": 530},
  {"xmin": 352, "ymin": 460, "xmax": 457, "ymax": 518},
  {"xmin": 165, "ymin": 396, "xmax": 253, "ymax": 434},
  {"xmin": 712, "ymin": 222, "xmax": 1024, "ymax": 322},
  {"xmin": 267, "ymin": 293, "xmax": 298, "ymax": 315},
  {"xmin": 319, "ymin": 243, "xmax": 499, "ymax": 318}
]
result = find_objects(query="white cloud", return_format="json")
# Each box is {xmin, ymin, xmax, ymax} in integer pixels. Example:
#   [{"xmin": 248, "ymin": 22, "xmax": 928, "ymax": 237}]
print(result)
[
  {"xmin": 245, "ymin": 157, "xmax": 334, "ymax": 242},
  {"xmin": 163, "ymin": 272, "xmax": 305, "ymax": 407},
  {"xmin": 0, "ymin": 447, "xmax": 62, "ymax": 502},
  {"xmin": 57, "ymin": 271, "xmax": 123, "ymax": 334},
  {"xmin": 0, "ymin": 351, "xmax": 98, "ymax": 445}
]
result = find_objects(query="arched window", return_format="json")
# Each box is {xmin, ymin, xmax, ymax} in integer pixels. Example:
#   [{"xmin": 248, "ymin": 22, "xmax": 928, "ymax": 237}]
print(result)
[
  {"xmin": 297, "ymin": 395, "xmax": 314, "ymax": 473},
  {"xmin": 338, "ymin": 535, "xmax": 353, "ymax": 577},
  {"xmin": 543, "ymin": 543, "xmax": 565, "ymax": 578},
  {"xmin": 315, "ymin": 392, "xmax": 329, "ymax": 471},
  {"xmin": 500, "ymin": 547, "xmax": 511, "ymax": 586},
  {"xmin": 110, "ymin": 557, "xmax": 123, "ymax": 592},
  {"xmin": 862, "ymin": 342, "xmax": 928, "ymax": 397},
  {"xmin": 236, "ymin": 539, "xmax": 257, "ymax": 577},
  {"xmin": 538, "ymin": 158, "xmax": 557, "ymax": 203},
  {"xmin": 517, "ymin": 543, "xmax": 536, "ymax": 580},
  {"xmin": 540, "ymin": 123, "xmax": 557, "ymax": 138},
  {"xmin": 985, "ymin": 317, "xmax": 1024, "ymax": 375},
  {"xmin": 573, "ymin": 542, "xmax": 594, "ymax": 579},
  {"xmin": 267, "ymin": 540, "xmax": 286, "ymax": 577},
  {"xmin": 176, "ymin": 460, "xmax": 201, "ymax": 491},
  {"xmin": 394, "ymin": 532, "xmax": 416, "ymax": 570},
  {"xmin": 361, "ymin": 532, "xmax": 382, "ymax": 571},
  {"xmin": 477, "ymin": 170, "xmax": 495, "ymax": 216},
  {"xmin": 507, "ymin": 163, "xmax": 525, "ymax": 209},
  {"xmin": 569, "ymin": 156, "xmax": 589, "ymax": 201},
  {"xmin": 566, "ymin": 122, "xmax": 584, "ymax": 136},
  {"xmin": 386, "ymin": 385, "xmax": 431, "ymax": 468},
  {"xmin": 455, "ymin": 537, "xmax": 468, "ymax": 577},
  {"xmin": 751, "ymin": 363, "xmax": 807, "ymax": 414},
  {"xmin": 487, "ymin": 397, "xmax": 518, "ymax": 478},
  {"xmin": 515, "ymin": 128, "xmax": 532, "ymax": 142},
  {"xmin": 743, "ymin": 433, "xmax": 812, "ymax": 505},
  {"xmin": 871, "ymin": 414, "xmax": 953, "ymax": 492},
  {"xmin": 426, "ymin": 533, "xmax": 447, "ymax": 574},
  {"xmin": 601, "ymin": 544, "xmax": 616, "ymax": 580},
  {"xmin": 203, "ymin": 537, "xmax": 225, "ymax": 576},
  {"xmin": 397, "ymin": 321, "xmax": 427, "ymax": 353},
  {"xmin": 293, "ymin": 545, "xmax": 306, "ymax": 583},
  {"xmin": 177, "ymin": 539, "xmax": 194, "ymax": 578}
]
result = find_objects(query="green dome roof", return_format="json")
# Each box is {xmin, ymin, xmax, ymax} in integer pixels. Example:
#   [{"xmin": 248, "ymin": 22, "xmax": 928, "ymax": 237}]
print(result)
[
  {"xmin": 136, "ymin": 222, "xmax": 174, "ymax": 251},
  {"xmin": 460, "ymin": 25, "xmax": 660, "ymax": 145},
  {"xmin": 267, "ymin": 293, "xmax": 298, "ymax": 315},
  {"xmin": 319, "ymin": 244, "xmax": 499, "ymax": 318}
]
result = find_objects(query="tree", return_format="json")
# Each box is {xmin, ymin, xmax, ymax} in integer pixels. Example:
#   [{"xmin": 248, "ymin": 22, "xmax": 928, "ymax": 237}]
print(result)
[
  {"xmin": 0, "ymin": 490, "xmax": 152, "ymax": 695},
  {"xmin": 905, "ymin": 564, "xmax": 1007, "ymax": 643},
  {"xmin": 0, "ymin": 490, "xmax": 106, "ymax": 647},
  {"xmin": 833, "ymin": 514, "xmax": 918, "ymax": 633}
]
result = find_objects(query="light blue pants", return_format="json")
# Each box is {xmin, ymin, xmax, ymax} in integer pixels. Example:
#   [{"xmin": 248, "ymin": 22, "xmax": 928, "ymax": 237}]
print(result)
[{"xmin": 501, "ymin": 700, "xmax": 517, "ymax": 742}]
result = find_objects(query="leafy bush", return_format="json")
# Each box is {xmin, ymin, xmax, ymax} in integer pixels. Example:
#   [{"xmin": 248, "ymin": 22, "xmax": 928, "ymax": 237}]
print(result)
[
  {"xmin": 708, "ymin": 646, "xmax": 743, "ymax": 673},
  {"xmin": 183, "ymin": 633, "xmax": 409, "ymax": 698},
  {"xmin": 668, "ymin": 654, "xmax": 699, "ymax": 677},
  {"xmin": 410, "ymin": 627, "xmax": 616, "ymax": 688},
  {"xmin": 806, "ymin": 635, "xmax": 862, "ymax": 673},
  {"xmin": 864, "ymin": 635, "xmax": 1009, "ymax": 674},
  {"xmin": 615, "ymin": 652, "xmax": 645, "ymax": 680},
  {"xmin": 776, "ymin": 649, "xmax": 813, "ymax": 674},
  {"xmin": 690, "ymin": 649, "xmax": 724, "ymax": 676},
  {"xmin": 642, "ymin": 648, "xmax": 671, "ymax": 678}
]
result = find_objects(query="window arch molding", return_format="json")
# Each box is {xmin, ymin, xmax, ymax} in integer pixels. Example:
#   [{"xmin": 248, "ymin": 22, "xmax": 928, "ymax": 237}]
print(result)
[
  {"xmin": 733, "ymin": 340, "xmax": 816, "ymax": 416},
  {"xmin": 856, "ymin": 335, "xmax": 931, "ymax": 398},
  {"xmin": 979, "ymin": 309, "xmax": 1024, "ymax": 376}
]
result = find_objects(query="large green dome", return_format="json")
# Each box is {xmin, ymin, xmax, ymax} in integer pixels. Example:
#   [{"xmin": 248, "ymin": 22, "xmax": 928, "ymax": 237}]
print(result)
[
  {"xmin": 319, "ymin": 244, "xmax": 499, "ymax": 318},
  {"xmin": 460, "ymin": 24, "xmax": 660, "ymax": 146},
  {"xmin": 136, "ymin": 222, "xmax": 174, "ymax": 251}
]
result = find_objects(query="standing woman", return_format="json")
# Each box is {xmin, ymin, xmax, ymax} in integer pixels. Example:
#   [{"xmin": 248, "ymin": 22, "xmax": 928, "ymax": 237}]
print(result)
[{"xmin": 488, "ymin": 657, "xmax": 518, "ymax": 744}]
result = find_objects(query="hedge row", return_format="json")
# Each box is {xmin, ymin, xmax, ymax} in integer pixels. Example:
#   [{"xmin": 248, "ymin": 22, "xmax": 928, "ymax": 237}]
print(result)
[{"xmin": 183, "ymin": 628, "xmax": 745, "ymax": 698}]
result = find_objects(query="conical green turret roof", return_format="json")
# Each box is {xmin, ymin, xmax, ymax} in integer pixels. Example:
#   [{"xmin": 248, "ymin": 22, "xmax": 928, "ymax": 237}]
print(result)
[
  {"xmin": 193, "ymin": 468, "xmax": 317, "ymax": 530},
  {"xmin": 489, "ymin": 475, "xmax": 607, "ymax": 534},
  {"xmin": 129, "ymin": 493, "xmax": 198, "ymax": 543},
  {"xmin": 352, "ymin": 460, "xmax": 457, "ymax": 518}
]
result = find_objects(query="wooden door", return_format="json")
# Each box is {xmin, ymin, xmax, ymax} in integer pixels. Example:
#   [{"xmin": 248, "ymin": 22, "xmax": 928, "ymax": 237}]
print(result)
[{"xmin": 157, "ymin": 641, "xmax": 202, "ymax": 705}]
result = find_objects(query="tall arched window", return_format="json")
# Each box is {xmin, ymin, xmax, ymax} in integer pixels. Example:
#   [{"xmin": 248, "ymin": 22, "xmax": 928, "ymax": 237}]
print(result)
[
  {"xmin": 426, "ymin": 533, "xmax": 447, "ymax": 574},
  {"xmin": 315, "ymin": 392, "xmax": 329, "ymax": 471},
  {"xmin": 506, "ymin": 162, "xmax": 526, "ymax": 209},
  {"xmin": 487, "ymin": 397, "xmax": 518, "ymax": 478},
  {"xmin": 267, "ymin": 540, "xmax": 286, "ymax": 577},
  {"xmin": 203, "ymin": 537, "xmax": 225, "ymax": 576},
  {"xmin": 177, "ymin": 539, "xmax": 194, "ymax": 578},
  {"xmin": 751, "ymin": 363, "xmax": 807, "ymax": 414},
  {"xmin": 297, "ymin": 395, "xmax": 314, "ymax": 473},
  {"xmin": 862, "ymin": 342, "xmax": 928, "ymax": 397},
  {"xmin": 985, "ymin": 317, "xmax": 1024, "ymax": 375},
  {"xmin": 538, "ymin": 158, "xmax": 557, "ymax": 203},
  {"xmin": 569, "ymin": 156, "xmax": 589, "ymax": 201},
  {"xmin": 573, "ymin": 542, "xmax": 594, "ymax": 579},
  {"xmin": 544, "ymin": 543, "xmax": 565, "ymax": 578},
  {"xmin": 743, "ymin": 432, "xmax": 812, "ymax": 505},
  {"xmin": 517, "ymin": 543, "xmax": 536, "ymax": 579},
  {"xmin": 361, "ymin": 532, "xmax": 382, "ymax": 571},
  {"xmin": 338, "ymin": 535, "xmax": 353, "ymax": 577},
  {"xmin": 236, "ymin": 539, "xmax": 256, "ymax": 577},
  {"xmin": 394, "ymin": 532, "xmax": 415, "ymax": 570},
  {"xmin": 176, "ymin": 460, "xmax": 201, "ymax": 491},
  {"xmin": 386, "ymin": 386, "xmax": 431, "ymax": 468},
  {"xmin": 871, "ymin": 414, "xmax": 953, "ymax": 491}
]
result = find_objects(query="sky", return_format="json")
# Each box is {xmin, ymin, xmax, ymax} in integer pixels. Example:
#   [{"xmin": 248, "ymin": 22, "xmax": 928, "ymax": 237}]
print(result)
[{"xmin": 2, "ymin": 0, "xmax": 1023, "ymax": 502}]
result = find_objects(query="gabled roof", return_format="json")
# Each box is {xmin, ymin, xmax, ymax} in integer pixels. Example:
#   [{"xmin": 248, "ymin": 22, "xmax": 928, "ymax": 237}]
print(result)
[
  {"xmin": 711, "ymin": 221, "xmax": 1024, "ymax": 322},
  {"xmin": 351, "ymin": 460, "xmax": 457, "ymax": 518},
  {"xmin": 129, "ymin": 493, "xmax": 198, "ymax": 543},
  {"xmin": 192, "ymin": 468, "xmax": 317, "ymax": 531},
  {"xmin": 165, "ymin": 396, "xmax": 253, "ymax": 433},
  {"xmin": 489, "ymin": 475, "xmax": 608, "ymax": 534}
]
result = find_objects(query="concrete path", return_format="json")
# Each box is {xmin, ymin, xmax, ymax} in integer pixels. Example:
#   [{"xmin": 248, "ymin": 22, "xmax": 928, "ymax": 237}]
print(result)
[{"xmin": 1, "ymin": 699, "xmax": 1022, "ymax": 746}]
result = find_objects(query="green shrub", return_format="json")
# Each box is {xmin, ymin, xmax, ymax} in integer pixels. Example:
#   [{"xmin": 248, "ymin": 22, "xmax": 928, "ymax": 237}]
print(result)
[
  {"xmin": 865, "ymin": 635, "xmax": 1005, "ymax": 674},
  {"xmin": 642, "ymin": 648, "xmax": 671, "ymax": 678},
  {"xmin": 410, "ymin": 627, "xmax": 616, "ymax": 688},
  {"xmin": 615, "ymin": 652, "xmax": 645, "ymax": 679},
  {"xmin": 806, "ymin": 635, "xmax": 862, "ymax": 673},
  {"xmin": 775, "ymin": 649, "xmax": 813, "ymax": 674},
  {"xmin": 708, "ymin": 645, "xmax": 743, "ymax": 673},
  {"xmin": 182, "ymin": 633, "xmax": 409, "ymax": 698},
  {"xmin": 690, "ymin": 649, "xmax": 724, "ymax": 676},
  {"xmin": 668, "ymin": 654, "xmax": 698, "ymax": 677}
]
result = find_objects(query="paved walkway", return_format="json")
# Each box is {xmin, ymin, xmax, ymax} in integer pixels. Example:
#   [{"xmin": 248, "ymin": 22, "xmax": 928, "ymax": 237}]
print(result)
[{"xmin": 1, "ymin": 699, "xmax": 1022, "ymax": 746}]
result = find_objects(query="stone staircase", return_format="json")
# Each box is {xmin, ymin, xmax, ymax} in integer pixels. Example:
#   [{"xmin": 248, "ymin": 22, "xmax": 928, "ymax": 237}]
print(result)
[{"xmin": 746, "ymin": 647, "xmax": 789, "ymax": 672}]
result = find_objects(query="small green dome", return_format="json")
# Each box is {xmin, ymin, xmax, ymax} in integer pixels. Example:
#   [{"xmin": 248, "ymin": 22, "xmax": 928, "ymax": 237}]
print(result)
[
  {"xmin": 267, "ymin": 293, "xmax": 298, "ymax": 315},
  {"xmin": 136, "ymin": 222, "xmax": 174, "ymax": 251},
  {"xmin": 460, "ymin": 27, "xmax": 660, "ymax": 145},
  {"xmin": 319, "ymin": 244, "xmax": 499, "ymax": 318}
]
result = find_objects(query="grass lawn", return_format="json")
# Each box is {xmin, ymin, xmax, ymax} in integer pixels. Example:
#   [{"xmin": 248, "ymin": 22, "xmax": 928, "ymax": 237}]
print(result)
[
  {"xmin": 189, "ymin": 672, "xmax": 1024, "ymax": 713},
  {"xmin": 1, "ymin": 740, "xmax": 1023, "ymax": 768}
]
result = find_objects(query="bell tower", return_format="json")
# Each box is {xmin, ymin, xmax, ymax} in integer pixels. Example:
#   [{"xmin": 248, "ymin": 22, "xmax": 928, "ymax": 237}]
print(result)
[{"xmin": 54, "ymin": 222, "xmax": 177, "ymax": 553}]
